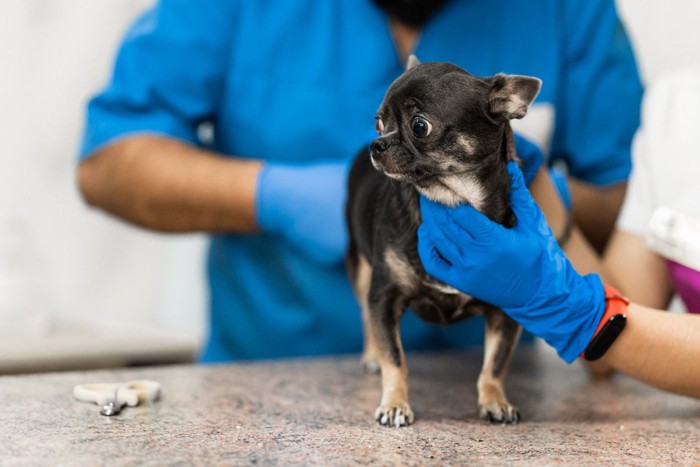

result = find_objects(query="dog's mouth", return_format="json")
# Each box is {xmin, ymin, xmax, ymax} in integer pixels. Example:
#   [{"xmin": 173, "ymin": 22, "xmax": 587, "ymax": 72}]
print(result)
[
  {"xmin": 371, "ymin": 149, "xmax": 486, "ymax": 208},
  {"xmin": 371, "ymin": 160, "xmax": 422, "ymax": 183},
  {"xmin": 370, "ymin": 151, "xmax": 434, "ymax": 183},
  {"xmin": 371, "ymin": 155, "xmax": 403, "ymax": 179}
]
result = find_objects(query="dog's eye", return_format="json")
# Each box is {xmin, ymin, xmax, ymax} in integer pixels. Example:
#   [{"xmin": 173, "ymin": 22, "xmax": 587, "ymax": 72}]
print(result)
[
  {"xmin": 375, "ymin": 117, "xmax": 385, "ymax": 135},
  {"xmin": 411, "ymin": 117, "xmax": 432, "ymax": 138}
]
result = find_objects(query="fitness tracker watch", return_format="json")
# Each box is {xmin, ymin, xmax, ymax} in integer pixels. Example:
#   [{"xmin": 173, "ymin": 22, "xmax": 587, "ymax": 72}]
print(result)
[{"xmin": 582, "ymin": 285, "xmax": 630, "ymax": 361}]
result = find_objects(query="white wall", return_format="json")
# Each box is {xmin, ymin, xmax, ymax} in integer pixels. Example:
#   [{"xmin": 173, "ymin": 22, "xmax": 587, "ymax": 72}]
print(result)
[
  {"xmin": 0, "ymin": 1, "xmax": 698, "ymax": 359},
  {"xmin": 618, "ymin": 0, "xmax": 700, "ymax": 85},
  {"xmin": 0, "ymin": 0, "xmax": 207, "ymax": 345}
]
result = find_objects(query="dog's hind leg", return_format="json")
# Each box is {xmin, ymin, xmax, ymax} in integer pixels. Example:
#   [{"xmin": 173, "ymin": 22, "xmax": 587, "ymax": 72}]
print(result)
[
  {"xmin": 477, "ymin": 309, "xmax": 522, "ymax": 423},
  {"xmin": 366, "ymin": 278, "xmax": 413, "ymax": 427}
]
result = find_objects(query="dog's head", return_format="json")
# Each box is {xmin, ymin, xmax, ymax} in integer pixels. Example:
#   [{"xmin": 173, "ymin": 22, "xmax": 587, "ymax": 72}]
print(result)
[{"xmin": 370, "ymin": 57, "xmax": 541, "ymax": 207}]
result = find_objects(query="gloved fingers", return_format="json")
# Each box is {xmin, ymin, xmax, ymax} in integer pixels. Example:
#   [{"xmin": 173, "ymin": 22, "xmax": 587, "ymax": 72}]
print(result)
[
  {"xmin": 419, "ymin": 195, "xmax": 457, "ymax": 232},
  {"xmin": 417, "ymin": 224, "xmax": 454, "ymax": 270},
  {"xmin": 417, "ymin": 224, "xmax": 473, "ymax": 289},
  {"xmin": 513, "ymin": 133, "xmax": 544, "ymax": 186},
  {"xmin": 506, "ymin": 161, "xmax": 529, "ymax": 196},
  {"xmin": 420, "ymin": 195, "xmax": 499, "ymax": 241},
  {"xmin": 506, "ymin": 162, "xmax": 543, "ymax": 228}
]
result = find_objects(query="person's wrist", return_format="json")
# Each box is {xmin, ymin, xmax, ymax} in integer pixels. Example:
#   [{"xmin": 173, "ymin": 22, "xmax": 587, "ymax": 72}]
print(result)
[
  {"xmin": 581, "ymin": 285, "xmax": 630, "ymax": 361},
  {"xmin": 255, "ymin": 163, "xmax": 299, "ymax": 233},
  {"xmin": 504, "ymin": 271, "xmax": 607, "ymax": 363}
]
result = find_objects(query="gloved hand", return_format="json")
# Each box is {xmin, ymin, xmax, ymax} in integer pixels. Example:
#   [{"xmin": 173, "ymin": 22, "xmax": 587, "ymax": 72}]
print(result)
[
  {"xmin": 256, "ymin": 161, "xmax": 350, "ymax": 266},
  {"xmin": 513, "ymin": 133, "xmax": 543, "ymax": 186},
  {"xmin": 417, "ymin": 162, "xmax": 605, "ymax": 363}
]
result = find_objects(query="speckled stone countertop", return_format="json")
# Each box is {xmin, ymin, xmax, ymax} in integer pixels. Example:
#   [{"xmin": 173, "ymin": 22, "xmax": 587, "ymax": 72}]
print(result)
[{"xmin": 1, "ymin": 346, "xmax": 699, "ymax": 465}]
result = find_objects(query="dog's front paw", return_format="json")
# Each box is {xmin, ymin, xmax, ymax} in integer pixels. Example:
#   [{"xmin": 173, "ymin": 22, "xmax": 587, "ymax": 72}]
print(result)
[
  {"xmin": 374, "ymin": 404, "xmax": 414, "ymax": 427},
  {"xmin": 479, "ymin": 401, "xmax": 520, "ymax": 424}
]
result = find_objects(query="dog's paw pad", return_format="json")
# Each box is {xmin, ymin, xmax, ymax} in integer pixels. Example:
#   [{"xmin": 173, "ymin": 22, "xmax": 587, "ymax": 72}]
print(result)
[
  {"xmin": 479, "ymin": 403, "xmax": 520, "ymax": 424},
  {"xmin": 374, "ymin": 404, "xmax": 414, "ymax": 427}
]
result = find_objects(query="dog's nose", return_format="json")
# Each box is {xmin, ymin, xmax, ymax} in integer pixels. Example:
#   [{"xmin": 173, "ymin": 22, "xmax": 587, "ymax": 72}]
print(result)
[{"xmin": 371, "ymin": 137, "xmax": 390, "ymax": 154}]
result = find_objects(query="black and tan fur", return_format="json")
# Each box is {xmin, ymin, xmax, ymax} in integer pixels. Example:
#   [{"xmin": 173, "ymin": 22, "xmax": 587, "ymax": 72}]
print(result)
[{"xmin": 345, "ymin": 57, "xmax": 541, "ymax": 427}]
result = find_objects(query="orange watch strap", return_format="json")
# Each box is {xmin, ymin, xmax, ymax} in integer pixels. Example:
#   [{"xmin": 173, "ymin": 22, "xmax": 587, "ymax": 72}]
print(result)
[
  {"xmin": 593, "ymin": 285, "xmax": 630, "ymax": 336},
  {"xmin": 580, "ymin": 285, "xmax": 630, "ymax": 359}
]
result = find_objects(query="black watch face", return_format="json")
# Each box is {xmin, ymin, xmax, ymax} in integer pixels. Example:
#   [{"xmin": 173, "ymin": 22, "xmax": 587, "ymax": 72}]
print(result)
[{"xmin": 584, "ymin": 315, "xmax": 627, "ymax": 361}]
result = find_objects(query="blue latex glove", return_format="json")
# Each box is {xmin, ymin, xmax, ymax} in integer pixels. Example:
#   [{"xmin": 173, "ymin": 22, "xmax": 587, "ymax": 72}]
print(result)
[
  {"xmin": 417, "ymin": 162, "xmax": 605, "ymax": 363},
  {"xmin": 256, "ymin": 161, "xmax": 349, "ymax": 266},
  {"xmin": 513, "ymin": 133, "xmax": 543, "ymax": 186}
]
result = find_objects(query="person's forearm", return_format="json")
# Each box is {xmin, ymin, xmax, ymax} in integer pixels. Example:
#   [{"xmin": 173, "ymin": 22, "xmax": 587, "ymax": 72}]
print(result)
[
  {"xmin": 528, "ymin": 168, "xmax": 613, "ymax": 283},
  {"xmin": 78, "ymin": 135, "xmax": 262, "ymax": 233},
  {"xmin": 601, "ymin": 304, "xmax": 700, "ymax": 398},
  {"xmin": 528, "ymin": 167, "xmax": 568, "ymax": 241},
  {"xmin": 569, "ymin": 178, "xmax": 627, "ymax": 253},
  {"xmin": 603, "ymin": 230, "xmax": 674, "ymax": 309}
]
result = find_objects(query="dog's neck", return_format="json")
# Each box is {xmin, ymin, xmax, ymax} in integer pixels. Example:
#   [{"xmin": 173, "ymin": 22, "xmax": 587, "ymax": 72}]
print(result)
[
  {"xmin": 416, "ymin": 125, "xmax": 516, "ymax": 223},
  {"xmin": 419, "ymin": 172, "xmax": 489, "ymax": 210}
]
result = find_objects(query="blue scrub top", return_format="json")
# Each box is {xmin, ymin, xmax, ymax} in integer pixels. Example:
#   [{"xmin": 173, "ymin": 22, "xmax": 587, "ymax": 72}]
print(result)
[{"xmin": 80, "ymin": 0, "xmax": 642, "ymax": 362}]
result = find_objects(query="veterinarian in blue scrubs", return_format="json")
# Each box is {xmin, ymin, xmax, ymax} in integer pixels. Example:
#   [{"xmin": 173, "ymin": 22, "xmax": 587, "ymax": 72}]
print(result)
[{"xmin": 78, "ymin": 0, "xmax": 642, "ymax": 362}]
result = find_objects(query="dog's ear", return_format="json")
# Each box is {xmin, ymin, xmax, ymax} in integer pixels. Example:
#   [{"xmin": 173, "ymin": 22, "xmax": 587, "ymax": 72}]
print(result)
[
  {"xmin": 487, "ymin": 74, "xmax": 542, "ymax": 120},
  {"xmin": 406, "ymin": 54, "xmax": 420, "ymax": 71}
]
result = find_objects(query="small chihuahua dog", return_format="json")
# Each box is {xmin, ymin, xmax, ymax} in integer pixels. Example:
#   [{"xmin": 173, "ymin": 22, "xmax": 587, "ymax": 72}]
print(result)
[{"xmin": 345, "ymin": 56, "xmax": 541, "ymax": 427}]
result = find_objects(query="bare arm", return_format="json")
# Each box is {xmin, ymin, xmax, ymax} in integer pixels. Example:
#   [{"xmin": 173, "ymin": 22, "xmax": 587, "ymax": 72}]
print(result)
[
  {"xmin": 569, "ymin": 178, "xmax": 627, "ymax": 254},
  {"xmin": 601, "ymin": 303, "xmax": 700, "ymax": 398},
  {"xmin": 78, "ymin": 135, "xmax": 262, "ymax": 233},
  {"xmin": 604, "ymin": 229, "xmax": 674, "ymax": 309}
]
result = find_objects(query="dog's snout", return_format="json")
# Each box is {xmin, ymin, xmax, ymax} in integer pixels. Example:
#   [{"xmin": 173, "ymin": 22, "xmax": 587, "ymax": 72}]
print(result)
[{"xmin": 371, "ymin": 137, "xmax": 390, "ymax": 154}]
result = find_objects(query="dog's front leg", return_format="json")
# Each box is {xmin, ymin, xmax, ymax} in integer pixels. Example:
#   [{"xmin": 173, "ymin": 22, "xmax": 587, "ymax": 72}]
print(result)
[
  {"xmin": 366, "ymin": 281, "xmax": 413, "ymax": 427},
  {"xmin": 351, "ymin": 254, "xmax": 382, "ymax": 373},
  {"xmin": 478, "ymin": 308, "xmax": 522, "ymax": 423}
]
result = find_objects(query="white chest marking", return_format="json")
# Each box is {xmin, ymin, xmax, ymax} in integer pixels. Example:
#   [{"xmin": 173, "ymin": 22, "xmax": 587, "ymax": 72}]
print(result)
[{"xmin": 419, "ymin": 173, "xmax": 486, "ymax": 210}]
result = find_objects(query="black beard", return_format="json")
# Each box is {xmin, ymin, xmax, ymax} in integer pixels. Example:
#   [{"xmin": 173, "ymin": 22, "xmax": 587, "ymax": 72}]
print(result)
[{"xmin": 373, "ymin": 0, "xmax": 449, "ymax": 27}]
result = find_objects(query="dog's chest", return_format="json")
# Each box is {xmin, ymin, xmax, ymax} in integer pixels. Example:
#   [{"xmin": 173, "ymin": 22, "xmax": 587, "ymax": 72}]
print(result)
[{"xmin": 383, "ymin": 247, "xmax": 484, "ymax": 325}]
